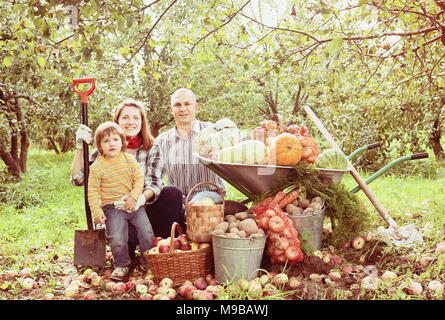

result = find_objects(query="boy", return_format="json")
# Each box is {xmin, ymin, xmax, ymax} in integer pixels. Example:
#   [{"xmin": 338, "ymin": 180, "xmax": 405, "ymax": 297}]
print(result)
[{"xmin": 88, "ymin": 121, "xmax": 154, "ymax": 280}]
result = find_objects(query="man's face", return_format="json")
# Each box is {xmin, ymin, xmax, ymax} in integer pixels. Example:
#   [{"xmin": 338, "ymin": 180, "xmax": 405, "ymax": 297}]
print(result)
[{"xmin": 170, "ymin": 90, "xmax": 198, "ymax": 126}]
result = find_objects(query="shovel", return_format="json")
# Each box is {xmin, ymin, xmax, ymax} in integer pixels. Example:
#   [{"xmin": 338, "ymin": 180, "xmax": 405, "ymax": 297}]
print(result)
[
  {"xmin": 303, "ymin": 105, "xmax": 423, "ymax": 246},
  {"xmin": 72, "ymin": 78, "xmax": 106, "ymax": 267}
]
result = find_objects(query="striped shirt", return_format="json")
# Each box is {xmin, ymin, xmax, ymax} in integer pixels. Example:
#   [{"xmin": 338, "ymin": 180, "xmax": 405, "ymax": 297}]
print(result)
[
  {"xmin": 71, "ymin": 145, "xmax": 164, "ymax": 204},
  {"xmin": 151, "ymin": 120, "xmax": 226, "ymax": 198},
  {"xmin": 87, "ymin": 152, "xmax": 144, "ymax": 218}
]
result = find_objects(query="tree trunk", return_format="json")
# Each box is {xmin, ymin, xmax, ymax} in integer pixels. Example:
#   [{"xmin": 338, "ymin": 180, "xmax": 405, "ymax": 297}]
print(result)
[{"xmin": 430, "ymin": 117, "xmax": 444, "ymax": 161}]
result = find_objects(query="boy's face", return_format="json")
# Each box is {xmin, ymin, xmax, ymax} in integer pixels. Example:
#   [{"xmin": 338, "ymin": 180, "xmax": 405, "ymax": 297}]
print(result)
[
  {"xmin": 169, "ymin": 90, "xmax": 198, "ymax": 127},
  {"xmin": 101, "ymin": 132, "xmax": 123, "ymax": 159}
]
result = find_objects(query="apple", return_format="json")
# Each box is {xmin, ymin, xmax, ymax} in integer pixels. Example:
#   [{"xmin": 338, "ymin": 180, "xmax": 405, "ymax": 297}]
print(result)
[
  {"xmin": 184, "ymin": 285, "xmax": 198, "ymax": 300},
  {"xmin": 43, "ymin": 293, "xmax": 55, "ymax": 300},
  {"xmin": 64, "ymin": 286, "xmax": 79, "ymax": 298},
  {"xmin": 105, "ymin": 281, "xmax": 116, "ymax": 291},
  {"xmin": 21, "ymin": 278, "xmax": 36, "ymax": 290},
  {"xmin": 83, "ymin": 290, "xmax": 97, "ymax": 300},
  {"xmin": 273, "ymin": 273, "xmax": 289, "ymax": 286},
  {"xmin": 181, "ymin": 242, "xmax": 192, "ymax": 251},
  {"xmin": 351, "ymin": 236, "xmax": 365, "ymax": 250},
  {"xmin": 136, "ymin": 284, "xmax": 148, "ymax": 295},
  {"xmin": 205, "ymin": 273, "xmax": 214, "ymax": 284},
  {"xmin": 19, "ymin": 268, "xmax": 31, "ymax": 278},
  {"xmin": 153, "ymin": 237, "xmax": 163, "ymax": 247},
  {"xmin": 139, "ymin": 293, "xmax": 153, "ymax": 300},
  {"xmin": 237, "ymin": 278, "xmax": 249, "ymax": 291},
  {"xmin": 178, "ymin": 234, "xmax": 189, "ymax": 244},
  {"xmin": 190, "ymin": 242, "xmax": 199, "ymax": 250},
  {"xmin": 157, "ymin": 238, "xmax": 171, "ymax": 247},
  {"xmin": 148, "ymin": 284, "xmax": 158, "ymax": 295},
  {"xmin": 288, "ymin": 276, "xmax": 301, "ymax": 289},
  {"xmin": 381, "ymin": 271, "xmax": 397, "ymax": 281},
  {"xmin": 178, "ymin": 284, "xmax": 190, "ymax": 297},
  {"xmin": 164, "ymin": 287, "xmax": 177, "ymax": 300},
  {"xmin": 125, "ymin": 280, "xmax": 136, "ymax": 291},
  {"xmin": 147, "ymin": 247, "xmax": 159, "ymax": 255},
  {"xmin": 194, "ymin": 277, "xmax": 207, "ymax": 290},
  {"xmin": 197, "ymin": 290, "xmax": 214, "ymax": 300},
  {"xmin": 158, "ymin": 244, "xmax": 171, "ymax": 253},
  {"xmin": 263, "ymin": 283, "xmax": 278, "ymax": 296},
  {"xmin": 328, "ymin": 271, "xmax": 341, "ymax": 281},
  {"xmin": 198, "ymin": 243, "xmax": 211, "ymax": 249},
  {"xmin": 172, "ymin": 238, "xmax": 182, "ymax": 250},
  {"xmin": 287, "ymin": 125, "xmax": 299, "ymax": 135},
  {"xmin": 90, "ymin": 275, "xmax": 103, "ymax": 287},
  {"xmin": 153, "ymin": 294, "xmax": 170, "ymax": 300},
  {"xmin": 159, "ymin": 277, "xmax": 174, "ymax": 288},
  {"xmin": 113, "ymin": 282, "xmax": 127, "ymax": 292}
]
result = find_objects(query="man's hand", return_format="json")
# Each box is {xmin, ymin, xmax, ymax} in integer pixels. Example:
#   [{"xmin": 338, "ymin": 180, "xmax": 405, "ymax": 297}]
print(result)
[{"xmin": 75, "ymin": 124, "xmax": 93, "ymax": 149}]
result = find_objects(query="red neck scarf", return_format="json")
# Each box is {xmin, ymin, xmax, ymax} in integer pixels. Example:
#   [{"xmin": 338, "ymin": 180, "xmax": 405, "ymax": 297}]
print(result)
[{"xmin": 126, "ymin": 134, "xmax": 141, "ymax": 149}]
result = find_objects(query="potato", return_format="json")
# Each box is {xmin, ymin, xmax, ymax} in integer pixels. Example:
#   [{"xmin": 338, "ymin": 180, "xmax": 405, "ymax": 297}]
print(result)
[
  {"xmin": 238, "ymin": 230, "xmax": 247, "ymax": 238},
  {"xmin": 291, "ymin": 199, "xmax": 300, "ymax": 207},
  {"xmin": 226, "ymin": 233, "xmax": 241, "ymax": 238},
  {"xmin": 229, "ymin": 221, "xmax": 239, "ymax": 230},
  {"xmin": 238, "ymin": 218, "xmax": 258, "ymax": 235},
  {"xmin": 229, "ymin": 227, "xmax": 240, "ymax": 235},
  {"xmin": 298, "ymin": 198, "xmax": 311, "ymax": 209},
  {"xmin": 302, "ymin": 207, "xmax": 315, "ymax": 215},
  {"xmin": 285, "ymin": 204, "xmax": 302, "ymax": 216},
  {"xmin": 234, "ymin": 211, "xmax": 249, "ymax": 221},
  {"xmin": 212, "ymin": 229, "xmax": 225, "ymax": 236},
  {"xmin": 225, "ymin": 215, "xmax": 237, "ymax": 223},
  {"xmin": 308, "ymin": 202, "xmax": 322, "ymax": 211},
  {"xmin": 311, "ymin": 196, "xmax": 323, "ymax": 205},
  {"xmin": 215, "ymin": 221, "xmax": 229, "ymax": 233}
]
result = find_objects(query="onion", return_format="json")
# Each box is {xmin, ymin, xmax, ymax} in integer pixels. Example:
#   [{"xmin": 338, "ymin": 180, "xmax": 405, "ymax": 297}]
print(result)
[{"xmin": 268, "ymin": 216, "xmax": 285, "ymax": 233}]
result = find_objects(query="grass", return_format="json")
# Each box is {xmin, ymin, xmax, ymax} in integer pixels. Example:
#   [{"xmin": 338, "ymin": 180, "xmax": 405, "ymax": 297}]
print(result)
[{"xmin": 0, "ymin": 148, "xmax": 444, "ymax": 272}]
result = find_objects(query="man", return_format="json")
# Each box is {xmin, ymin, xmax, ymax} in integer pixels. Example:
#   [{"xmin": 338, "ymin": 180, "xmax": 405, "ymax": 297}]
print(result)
[{"xmin": 147, "ymin": 88, "xmax": 226, "ymax": 207}]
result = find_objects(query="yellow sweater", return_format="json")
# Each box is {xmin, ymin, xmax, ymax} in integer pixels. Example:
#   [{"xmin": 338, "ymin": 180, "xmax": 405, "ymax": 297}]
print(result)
[{"xmin": 88, "ymin": 152, "xmax": 144, "ymax": 219}]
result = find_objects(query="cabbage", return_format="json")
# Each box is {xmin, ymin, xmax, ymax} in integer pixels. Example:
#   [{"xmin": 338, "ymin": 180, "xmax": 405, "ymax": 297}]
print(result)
[{"xmin": 195, "ymin": 118, "xmax": 241, "ymax": 157}]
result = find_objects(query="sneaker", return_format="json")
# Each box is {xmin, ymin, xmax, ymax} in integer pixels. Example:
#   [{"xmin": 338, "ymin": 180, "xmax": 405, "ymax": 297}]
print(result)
[
  {"xmin": 139, "ymin": 263, "xmax": 149, "ymax": 272},
  {"xmin": 110, "ymin": 266, "xmax": 129, "ymax": 281}
]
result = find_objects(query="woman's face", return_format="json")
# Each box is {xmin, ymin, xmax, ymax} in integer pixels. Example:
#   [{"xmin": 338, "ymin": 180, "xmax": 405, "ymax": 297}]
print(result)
[{"xmin": 117, "ymin": 106, "xmax": 142, "ymax": 139}]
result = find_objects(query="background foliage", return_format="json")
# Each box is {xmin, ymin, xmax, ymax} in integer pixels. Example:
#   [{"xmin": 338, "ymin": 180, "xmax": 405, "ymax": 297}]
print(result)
[{"xmin": 0, "ymin": 0, "xmax": 443, "ymax": 179}]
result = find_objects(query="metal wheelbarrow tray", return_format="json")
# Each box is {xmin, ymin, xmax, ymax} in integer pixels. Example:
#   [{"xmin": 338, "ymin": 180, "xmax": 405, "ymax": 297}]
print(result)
[{"xmin": 193, "ymin": 153, "xmax": 349, "ymax": 201}]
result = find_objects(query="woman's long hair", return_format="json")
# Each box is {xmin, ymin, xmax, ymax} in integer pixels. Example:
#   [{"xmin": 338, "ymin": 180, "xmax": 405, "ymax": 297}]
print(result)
[{"xmin": 113, "ymin": 98, "xmax": 155, "ymax": 150}]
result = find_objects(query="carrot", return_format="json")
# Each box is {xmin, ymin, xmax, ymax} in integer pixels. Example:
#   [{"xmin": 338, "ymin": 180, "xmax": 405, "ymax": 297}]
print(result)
[
  {"xmin": 278, "ymin": 190, "xmax": 300, "ymax": 209},
  {"xmin": 269, "ymin": 191, "xmax": 286, "ymax": 207},
  {"xmin": 257, "ymin": 196, "xmax": 274, "ymax": 207}
]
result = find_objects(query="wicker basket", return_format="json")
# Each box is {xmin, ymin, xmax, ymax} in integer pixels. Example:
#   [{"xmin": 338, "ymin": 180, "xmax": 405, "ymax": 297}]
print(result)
[
  {"xmin": 185, "ymin": 182, "xmax": 225, "ymax": 243},
  {"xmin": 143, "ymin": 222, "xmax": 213, "ymax": 286}
]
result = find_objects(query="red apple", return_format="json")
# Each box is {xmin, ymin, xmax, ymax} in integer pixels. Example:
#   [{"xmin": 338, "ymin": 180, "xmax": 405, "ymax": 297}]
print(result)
[
  {"xmin": 83, "ymin": 290, "xmax": 97, "ymax": 300},
  {"xmin": 351, "ymin": 236, "xmax": 365, "ymax": 250},
  {"xmin": 113, "ymin": 282, "xmax": 127, "ymax": 292},
  {"xmin": 181, "ymin": 242, "xmax": 192, "ymax": 251},
  {"xmin": 172, "ymin": 238, "xmax": 182, "ymax": 250},
  {"xmin": 125, "ymin": 280, "xmax": 136, "ymax": 291},
  {"xmin": 178, "ymin": 234, "xmax": 189, "ymax": 244},
  {"xmin": 153, "ymin": 237, "xmax": 163, "ymax": 247},
  {"xmin": 178, "ymin": 284, "xmax": 190, "ymax": 297},
  {"xmin": 158, "ymin": 244, "xmax": 171, "ymax": 253},
  {"xmin": 194, "ymin": 277, "xmax": 207, "ymax": 290},
  {"xmin": 184, "ymin": 285, "xmax": 197, "ymax": 300},
  {"xmin": 159, "ymin": 277, "xmax": 173, "ymax": 288},
  {"xmin": 165, "ymin": 287, "xmax": 177, "ymax": 300},
  {"xmin": 139, "ymin": 293, "xmax": 153, "ymax": 300},
  {"xmin": 205, "ymin": 273, "xmax": 214, "ymax": 285}
]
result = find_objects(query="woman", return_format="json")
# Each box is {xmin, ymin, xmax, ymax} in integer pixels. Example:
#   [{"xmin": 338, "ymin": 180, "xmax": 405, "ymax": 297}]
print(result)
[{"xmin": 71, "ymin": 98, "xmax": 185, "ymax": 266}]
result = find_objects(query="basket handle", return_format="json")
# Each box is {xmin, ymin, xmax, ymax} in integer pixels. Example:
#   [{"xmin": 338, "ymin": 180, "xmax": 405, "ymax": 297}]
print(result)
[
  {"xmin": 185, "ymin": 181, "xmax": 225, "ymax": 206},
  {"xmin": 169, "ymin": 222, "xmax": 183, "ymax": 253}
]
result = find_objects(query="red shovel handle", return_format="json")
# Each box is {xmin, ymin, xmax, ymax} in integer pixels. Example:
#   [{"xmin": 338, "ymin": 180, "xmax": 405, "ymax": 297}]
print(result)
[{"xmin": 72, "ymin": 78, "xmax": 96, "ymax": 103}]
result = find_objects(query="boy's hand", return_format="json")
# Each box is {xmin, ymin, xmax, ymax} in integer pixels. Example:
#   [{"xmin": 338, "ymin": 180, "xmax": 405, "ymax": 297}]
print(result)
[
  {"xmin": 94, "ymin": 213, "xmax": 106, "ymax": 225},
  {"xmin": 124, "ymin": 196, "xmax": 137, "ymax": 212}
]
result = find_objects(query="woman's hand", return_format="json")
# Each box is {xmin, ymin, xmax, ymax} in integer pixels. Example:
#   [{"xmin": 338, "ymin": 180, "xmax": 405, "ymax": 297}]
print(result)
[{"xmin": 75, "ymin": 124, "xmax": 93, "ymax": 149}]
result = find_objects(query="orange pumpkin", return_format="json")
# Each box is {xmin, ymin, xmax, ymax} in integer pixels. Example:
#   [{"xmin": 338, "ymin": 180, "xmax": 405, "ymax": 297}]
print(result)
[{"xmin": 268, "ymin": 133, "xmax": 302, "ymax": 166}]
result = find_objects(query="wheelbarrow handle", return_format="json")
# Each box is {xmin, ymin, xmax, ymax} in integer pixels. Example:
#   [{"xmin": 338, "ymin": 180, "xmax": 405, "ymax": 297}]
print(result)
[
  {"xmin": 411, "ymin": 152, "xmax": 428, "ymax": 160},
  {"xmin": 72, "ymin": 78, "xmax": 95, "ymax": 104},
  {"xmin": 367, "ymin": 142, "xmax": 381, "ymax": 150}
]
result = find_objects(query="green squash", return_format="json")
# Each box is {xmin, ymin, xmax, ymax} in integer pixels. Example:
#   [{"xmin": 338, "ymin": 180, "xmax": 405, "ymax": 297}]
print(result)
[{"xmin": 314, "ymin": 149, "xmax": 348, "ymax": 170}]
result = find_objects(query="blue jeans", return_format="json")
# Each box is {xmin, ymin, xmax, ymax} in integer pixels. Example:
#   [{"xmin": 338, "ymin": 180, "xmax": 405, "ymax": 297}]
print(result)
[{"xmin": 103, "ymin": 204, "xmax": 154, "ymax": 268}]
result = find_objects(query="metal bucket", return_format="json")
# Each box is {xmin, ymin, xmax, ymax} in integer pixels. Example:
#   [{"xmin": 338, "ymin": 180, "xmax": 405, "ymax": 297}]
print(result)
[
  {"xmin": 211, "ymin": 233, "xmax": 267, "ymax": 283},
  {"xmin": 287, "ymin": 204, "xmax": 325, "ymax": 252}
]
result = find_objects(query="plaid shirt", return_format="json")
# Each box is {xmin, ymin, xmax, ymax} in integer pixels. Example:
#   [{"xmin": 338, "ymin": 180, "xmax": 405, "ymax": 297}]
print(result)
[
  {"xmin": 151, "ymin": 120, "xmax": 226, "ymax": 199},
  {"xmin": 71, "ymin": 145, "xmax": 164, "ymax": 204}
]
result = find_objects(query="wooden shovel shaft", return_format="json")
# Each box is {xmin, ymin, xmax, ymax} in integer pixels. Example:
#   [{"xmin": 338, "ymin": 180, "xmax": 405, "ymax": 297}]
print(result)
[{"xmin": 303, "ymin": 106, "xmax": 397, "ymax": 228}]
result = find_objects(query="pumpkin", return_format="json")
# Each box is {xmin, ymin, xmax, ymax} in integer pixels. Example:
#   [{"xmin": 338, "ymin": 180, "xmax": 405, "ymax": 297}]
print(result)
[
  {"xmin": 296, "ymin": 126, "xmax": 319, "ymax": 163},
  {"xmin": 268, "ymin": 133, "xmax": 302, "ymax": 166},
  {"xmin": 315, "ymin": 148, "xmax": 348, "ymax": 169}
]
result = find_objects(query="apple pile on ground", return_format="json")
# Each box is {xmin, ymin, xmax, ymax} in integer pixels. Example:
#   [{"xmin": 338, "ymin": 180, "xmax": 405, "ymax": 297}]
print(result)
[{"xmin": 1, "ymin": 237, "xmax": 445, "ymax": 300}]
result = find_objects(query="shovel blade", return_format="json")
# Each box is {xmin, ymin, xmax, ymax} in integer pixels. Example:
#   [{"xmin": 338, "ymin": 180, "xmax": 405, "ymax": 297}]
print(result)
[{"xmin": 73, "ymin": 229, "xmax": 106, "ymax": 267}]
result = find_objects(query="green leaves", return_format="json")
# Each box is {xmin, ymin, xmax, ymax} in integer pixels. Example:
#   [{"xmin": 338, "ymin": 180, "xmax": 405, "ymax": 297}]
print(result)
[
  {"xmin": 326, "ymin": 37, "xmax": 343, "ymax": 57},
  {"xmin": 3, "ymin": 56, "xmax": 13, "ymax": 67}
]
